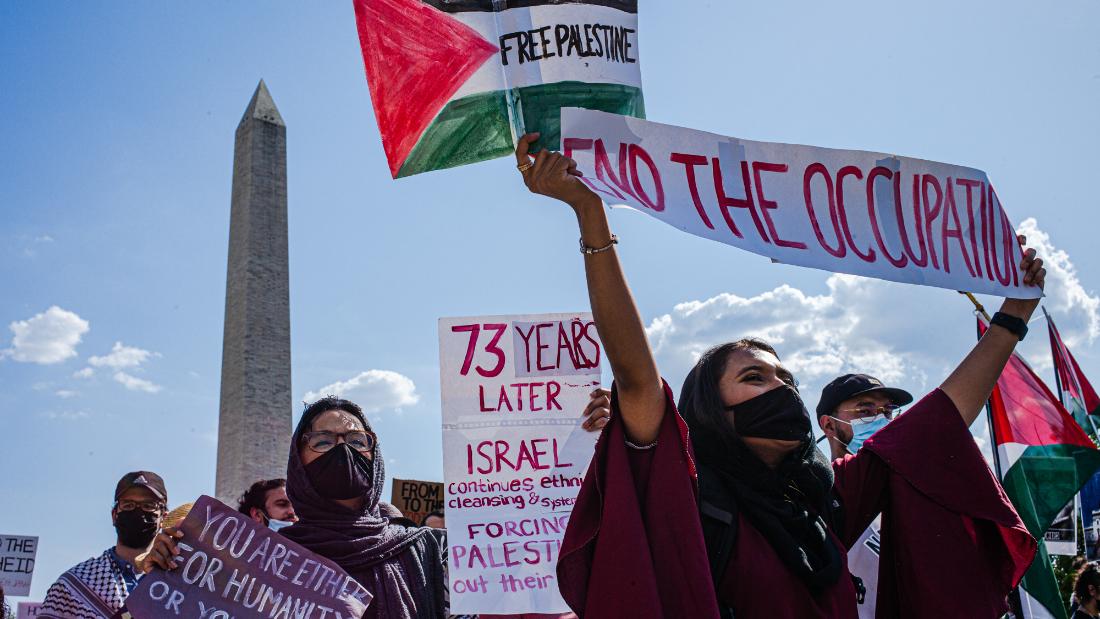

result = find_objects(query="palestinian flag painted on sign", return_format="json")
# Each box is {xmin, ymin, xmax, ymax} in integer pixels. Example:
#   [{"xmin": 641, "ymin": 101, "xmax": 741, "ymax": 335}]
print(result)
[
  {"xmin": 983, "ymin": 316, "xmax": 1100, "ymax": 619},
  {"xmin": 353, "ymin": 0, "xmax": 645, "ymax": 178}
]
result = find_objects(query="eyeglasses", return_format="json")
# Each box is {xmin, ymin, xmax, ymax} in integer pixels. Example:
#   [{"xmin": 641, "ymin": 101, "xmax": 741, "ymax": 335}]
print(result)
[
  {"xmin": 302, "ymin": 430, "xmax": 375, "ymax": 454},
  {"xmin": 116, "ymin": 499, "xmax": 164, "ymax": 513},
  {"xmin": 837, "ymin": 404, "xmax": 902, "ymax": 420}
]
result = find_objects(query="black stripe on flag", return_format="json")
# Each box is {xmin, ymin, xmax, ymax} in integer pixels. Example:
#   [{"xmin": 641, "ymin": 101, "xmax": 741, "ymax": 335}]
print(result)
[{"xmin": 421, "ymin": 0, "xmax": 637, "ymax": 15}]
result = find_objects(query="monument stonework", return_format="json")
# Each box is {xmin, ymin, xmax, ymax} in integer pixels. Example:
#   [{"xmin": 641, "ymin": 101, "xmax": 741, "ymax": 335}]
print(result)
[{"xmin": 215, "ymin": 81, "xmax": 292, "ymax": 505}]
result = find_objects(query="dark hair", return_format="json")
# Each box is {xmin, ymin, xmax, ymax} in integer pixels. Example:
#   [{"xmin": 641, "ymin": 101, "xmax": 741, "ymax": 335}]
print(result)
[
  {"xmin": 1075, "ymin": 563, "xmax": 1100, "ymax": 602},
  {"xmin": 421, "ymin": 509, "xmax": 445, "ymax": 526},
  {"xmin": 237, "ymin": 479, "xmax": 287, "ymax": 516},
  {"xmin": 299, "ymin": 396, "xmax": 369, "ymax": 436},
  {"xmin": 678, "ymin": 337, "xmax": 781, "ymax": 442},
  {"xmin": 389, "ymin": 517, "xmax": 418, "ymax": 528}
]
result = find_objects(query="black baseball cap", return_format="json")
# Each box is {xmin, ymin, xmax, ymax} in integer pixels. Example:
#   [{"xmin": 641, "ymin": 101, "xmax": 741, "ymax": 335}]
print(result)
[
  {"xmin": 816, "ymin": 374, "xmax": 914, "ymax": 418},
  {"xmin": 114, "ymin": 471, "xmax": 167, "ymax": 503}
]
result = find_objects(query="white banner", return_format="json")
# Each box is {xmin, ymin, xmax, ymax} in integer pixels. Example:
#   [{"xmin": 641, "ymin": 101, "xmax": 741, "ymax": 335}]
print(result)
[
  {"xmin": 439, "ymin": 313, "xmax": 601, "ymax": 614},
  {"xmin": 561, "ymin": 108, "xmax": 1039, "ymax": 299},
  {"xmin": 0, "ymin": 535, "xmax": 37, "ymax": 597},
  {"xmin": 17, "ymin": 602, "xmax": 43, "ymax": 619}
]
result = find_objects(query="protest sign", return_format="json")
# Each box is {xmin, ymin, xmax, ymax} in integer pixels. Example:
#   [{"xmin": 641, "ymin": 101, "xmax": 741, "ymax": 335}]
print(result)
[
  {"xmin": 1045, "ymin": 498, "xmax": 1078, "ymax": 556},
  {"xmin": 353, "ymin": 0, "xmax": 644, "ymax": 178},
  {"xmin": 0, "ymin": 535, "xmax": 37, "ymax": 597},
  {"xmin": 16, "ymin": 602, "xmax": 42, "ymax": 619},
  {"xmin": 439, "ymin": 313, "xmax": 601, "ymax": 614},
  {"xmin": 560, "ymin": 108, "xmax": 1040, "ymax": 299},
  {"xmin": 390, "ymin": 479, "xmax": 445, "ymax": 526},
  {"xmin": 122, "ymin": 496, "xmax": 371, "ymax": 619}
]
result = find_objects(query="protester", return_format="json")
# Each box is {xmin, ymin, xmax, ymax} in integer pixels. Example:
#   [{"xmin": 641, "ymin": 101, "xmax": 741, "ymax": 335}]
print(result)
[
  {"xmin": 236, "ymin": 478, "xmax": 297, "ymax": 530},
  {"xmin": 0, "ymin": 585, "xmax": 11, "ymax": 619},
  {"xmin": 1075, "ymin": 563, "xmax": 1100, "ymax": 619},
  {"xmin": 422, "ymin": 510, "xmax": 445, "ymax": 529},
  {"xmin": 514, "ymin": 134, "xmax": 1039, "ymax": 618},
  {"xmin": 149, "ymin": 397, "xmax": 449, "ymax": 618},
  {"xmin": 817, "ymin": 374, "xmax": 913, "ymax": 461},
  {"xmin": 39, "ymin": 471, "xmax": 167, "ymax": 619}
]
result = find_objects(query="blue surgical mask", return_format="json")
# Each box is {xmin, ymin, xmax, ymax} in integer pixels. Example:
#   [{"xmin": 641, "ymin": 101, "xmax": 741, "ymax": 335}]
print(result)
[
  {"xmin": 268, "ymin": 518, "xmax": 294, "ymax": 532},
  {"xmin": 830, "ymin": 414, "xmax": 891, "ymax": 454}
]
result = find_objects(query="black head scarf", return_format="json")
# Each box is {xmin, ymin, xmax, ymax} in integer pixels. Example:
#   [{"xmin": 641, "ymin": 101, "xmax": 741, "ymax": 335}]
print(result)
[
  {"xmin": 679, "ymin": 346, "xmax": 843, "ymax": 593},
  {"xmin": 280, "ymin": 401, "xmax": 446, "ymax": 618}
]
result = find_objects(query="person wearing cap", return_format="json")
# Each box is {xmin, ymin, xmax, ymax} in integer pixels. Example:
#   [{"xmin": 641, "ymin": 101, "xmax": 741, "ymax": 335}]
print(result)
[
  {"xmin": 38, "ymin": 471, "xmax": 167, "ymax": 619},
  {"xmin": 817, "ymin": 374, "xmax": 914, "ymax": 461}
]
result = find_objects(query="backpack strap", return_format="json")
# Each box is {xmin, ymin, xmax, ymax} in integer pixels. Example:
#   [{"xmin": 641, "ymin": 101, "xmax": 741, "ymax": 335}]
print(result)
[{"xmin": 697, "ymin": 464, "xmax": 739, "ymax": 618}]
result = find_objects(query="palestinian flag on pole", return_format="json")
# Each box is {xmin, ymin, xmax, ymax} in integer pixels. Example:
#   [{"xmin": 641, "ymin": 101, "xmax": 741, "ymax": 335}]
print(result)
[
  {"xmin": 353, "ymin": 0, "xmax": 645, "ymax": 178},
  {"xmin": 1046, "ymin": 308, "xmax": 1100, "ymax": 440},
  {"xmin": 983, "ymin": 316, "xmax": 1100, "ymax": 619}
]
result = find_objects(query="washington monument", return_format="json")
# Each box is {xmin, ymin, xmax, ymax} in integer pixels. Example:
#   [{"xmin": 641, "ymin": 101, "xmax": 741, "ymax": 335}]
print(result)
[{"xmin": 215, "ymin": 80, "xmax": 292, "ymax": 505}]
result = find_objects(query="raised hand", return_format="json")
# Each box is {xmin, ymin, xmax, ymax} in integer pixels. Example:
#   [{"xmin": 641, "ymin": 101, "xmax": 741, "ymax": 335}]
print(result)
[
  {"xmin": 1001, "ymin": 234, "xmax": 1047, "ymax": 322},
  {"xmin": 515, "ymin": 133, "xmax": 598, "ymax": 209}
]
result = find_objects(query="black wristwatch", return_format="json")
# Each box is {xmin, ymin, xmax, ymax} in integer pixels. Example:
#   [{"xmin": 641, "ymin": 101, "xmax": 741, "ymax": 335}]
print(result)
[{"xmin": 990, "ymin": 311, "xmax": 1029, "ymax": 341}]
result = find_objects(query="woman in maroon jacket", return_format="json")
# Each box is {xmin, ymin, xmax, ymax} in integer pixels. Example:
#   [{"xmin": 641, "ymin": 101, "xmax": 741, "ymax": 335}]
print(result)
[{"xmin": 513, "ymin": 134, "xmax": 1040, "ymax": 618}]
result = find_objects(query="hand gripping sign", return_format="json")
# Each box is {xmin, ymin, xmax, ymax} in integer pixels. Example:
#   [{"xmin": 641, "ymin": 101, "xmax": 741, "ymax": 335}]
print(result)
[
  {"xmin": 122, "ymin": 496, "xmax": 371, "ymax": 619},
  {"xmin": 353, "ymin": 0, "xmax": 644, "ymax": 178},
  {"xmin": 439, "ymin": 313, "xmax": 601, "ymax": 614},
  {"xmin": 561, "ymin": 108, "xmax": 1040, "ymax": 299}
]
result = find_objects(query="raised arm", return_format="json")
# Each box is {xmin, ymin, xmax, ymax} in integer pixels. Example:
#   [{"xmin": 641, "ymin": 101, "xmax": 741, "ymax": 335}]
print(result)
[
  {"xmin": 941, "ymin": 236, "xmax": 1047, "ymax": 426},
  {"xmin": 516, "ymin": 134, "xmax": 665, "ymax": 444}
]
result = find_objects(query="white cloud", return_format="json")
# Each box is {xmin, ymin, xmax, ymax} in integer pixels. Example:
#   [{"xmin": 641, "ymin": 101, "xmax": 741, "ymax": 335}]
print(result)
[
  {"xmin": 73, "ymin": 367, "xmax": 94, "ymax": 379},
  {"xmin": 646, "ymin": 274, "xmax": 950, "ymax": 411},
  {"xmin": 113, "ymin": 371, "xmax": 162, "ymax": 393},
  {"xmin": 89, "ymin": 342, "xmax": 157, "ymax": 370},
  {"xmin": 34, "ymin": 235, "xmax": 54, "ymax": 243},
  {"xmin": 303, "ymin": 370, "xmax": 420, "ymax": 413},
  {"xmin": 55, "ymin": 389, "xmax": 79, "ymax": 399},
  {"xmin": 2, "ymin": 306, "xmax": 89, "ymax": 364},
  {"xmin": 1016, "ymin": 218, "xmax": 1099, "ymax": 347}
]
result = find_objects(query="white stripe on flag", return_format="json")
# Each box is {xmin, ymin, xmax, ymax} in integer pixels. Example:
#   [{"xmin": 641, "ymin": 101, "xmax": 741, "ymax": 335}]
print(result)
[
  {"xmin": 997, "ymin": 442, "xmax": 1029, "ymax": 476},
  {"xmin": 1020, "ymin": 588, "xmax": 1058, "ymax": 619}
]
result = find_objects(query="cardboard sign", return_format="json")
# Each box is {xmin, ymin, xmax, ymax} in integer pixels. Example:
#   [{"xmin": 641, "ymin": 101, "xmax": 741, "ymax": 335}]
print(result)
[
  {"xmin": 354, "ymin": 0, "xmax": 644, "ymax": 178},
  {"xmin": 123, "ymin": 496, "xmax": 371, "ymax": 619},
  {"xmin": 390, "ymin": 479, "xmax": 445, "ymax": 527},
  {"xmin": 0, "ymin": 535, "xmax": 37, "ymax": 597},
  {"xmin": 16, "ymin": 602, "xmax": 42, "ymax": 619},
  {"xmin": 561, "ymin": 108, "xmax": 1040, "ymax": 299},
  {"xmin": 439, "ymin": 313, "xmax": 601, "ymax": 614}
]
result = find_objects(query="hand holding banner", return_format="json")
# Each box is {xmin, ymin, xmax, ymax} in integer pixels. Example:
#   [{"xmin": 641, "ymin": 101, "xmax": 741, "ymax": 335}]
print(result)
[{"xmin": 560, "ymin": 108, "xmax": 1039, "ymax": 299}]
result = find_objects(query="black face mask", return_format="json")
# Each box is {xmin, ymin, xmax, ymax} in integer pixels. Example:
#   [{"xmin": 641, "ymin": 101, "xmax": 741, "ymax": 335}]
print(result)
[
  {"xmin": 115, "ymin": 508, "xmax": 159, "ymax": 548},
  {"xmin": 304, "ymin": 443, "xmax": 374, "ymax": 500},
  {"xmin": 725, "ymin": 385, "xmax": 811, "ymax": 441}
]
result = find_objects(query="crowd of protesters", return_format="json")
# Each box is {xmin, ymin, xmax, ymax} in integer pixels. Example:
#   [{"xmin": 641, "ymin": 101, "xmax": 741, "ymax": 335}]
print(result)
[{"xmin": 10, "ymin": 138, "xmax": 1071, "ymax": 619}]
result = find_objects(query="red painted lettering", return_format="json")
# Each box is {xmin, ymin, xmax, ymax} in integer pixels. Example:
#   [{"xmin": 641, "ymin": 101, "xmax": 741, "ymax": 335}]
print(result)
[
  {"xmin": 866, "ymin": 166, "xmax": 907, "ymax": 268},
  {"xmin": 802, "ymin": 163, "xmax": 846, "ymax": 257},
  {"xmin": 628, "ymin": 144, "xmax": 664, "ymax": 211},
  {"xmin": 670, "ymin": 152, "xmax": 715, "ymax": 229},
  {"xmin": 836, "ymin": 166, "xmax": 876, "ymax": 262},
  {"xmin": 712, "ymin": 157, "xmax": 767, "ymax": 242},
  {"xmin": 753, "ymin": 161, "xmax": 805, "ymax": 250},
  {"xmin": 940, "ymin": 178, "xmax": 976, "ymax": 277}
]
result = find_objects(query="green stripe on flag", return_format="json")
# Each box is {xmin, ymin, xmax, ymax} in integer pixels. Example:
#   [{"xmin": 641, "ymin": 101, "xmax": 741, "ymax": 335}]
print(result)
[
  {"xmin": 397, "ymin": 82, "xmax": 644, "ymax": 178},
  {"xmin": 1002, "ymin": 444, "xmax": 1100, "ymax": 537},
  {"xmin": 1001, "ymin": 443, "xmax": 1100, "ymax": 618}
]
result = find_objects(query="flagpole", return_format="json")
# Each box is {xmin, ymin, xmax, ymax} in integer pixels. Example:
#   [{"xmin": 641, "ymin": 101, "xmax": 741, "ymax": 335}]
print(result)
[{"xmin": 960, "ymin": 292, "xmax": 1003, "ymax": 480}]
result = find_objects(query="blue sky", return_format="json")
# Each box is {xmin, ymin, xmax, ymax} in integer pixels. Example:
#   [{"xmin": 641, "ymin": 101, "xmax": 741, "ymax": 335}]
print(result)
[{"xmin": 2, "ymin": 0, "xmax": 1099, "ymax": 602}]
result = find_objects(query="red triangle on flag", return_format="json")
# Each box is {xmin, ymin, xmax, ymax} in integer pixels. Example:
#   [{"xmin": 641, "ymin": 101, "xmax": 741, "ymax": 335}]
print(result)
[
  {"xmin": 1048, "ymin": 314, "xmax": 1100, "ymax": 414},
  {"xmin": 981, "ymin": 317, "xmax": 1094, "ymax": 448},
  {"xmin": 354, "ymin": 0, "xmax": 500, "ymax": 178}
]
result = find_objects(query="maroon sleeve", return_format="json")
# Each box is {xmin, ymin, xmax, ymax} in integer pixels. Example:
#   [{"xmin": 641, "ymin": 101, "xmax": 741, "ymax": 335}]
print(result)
[
  {"xmin": 831, "ymin": 450, "xmax": 890, "ymax": 548},
  {"xmin": 556, "ymin": 382, "xmax": 720, "ymax": 619},
  {"xmin": 861, "ymin": 388, "xmax": 1036, "ymax": 617}
]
